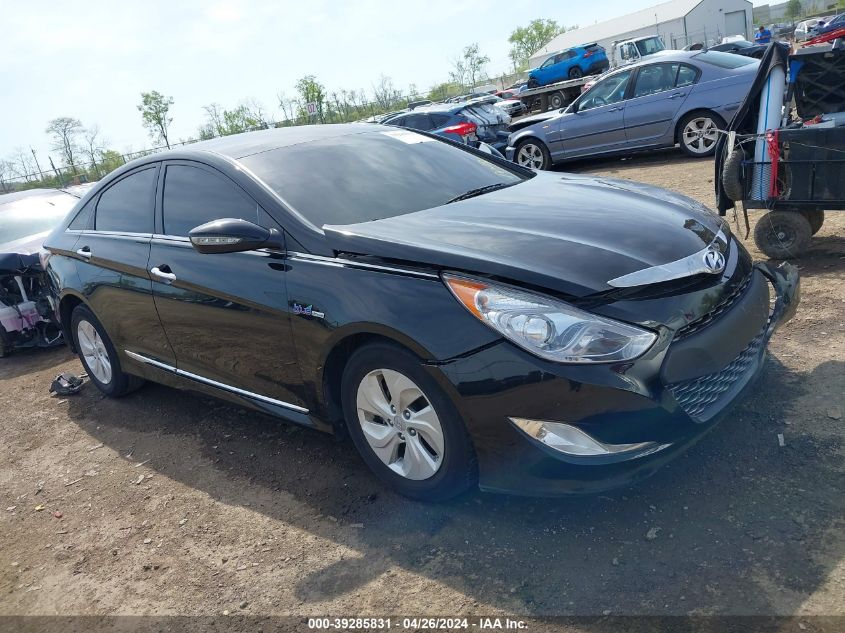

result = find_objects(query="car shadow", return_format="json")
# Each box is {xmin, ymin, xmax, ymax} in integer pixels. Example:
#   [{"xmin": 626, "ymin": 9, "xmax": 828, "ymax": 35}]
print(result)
[
  {"xmin": 63, "ymin": 353, "xmax": 844, "ymax": 616},
  {"xmin": 0, "ymin": 345, "xmax": 74, "ymax": 381}
]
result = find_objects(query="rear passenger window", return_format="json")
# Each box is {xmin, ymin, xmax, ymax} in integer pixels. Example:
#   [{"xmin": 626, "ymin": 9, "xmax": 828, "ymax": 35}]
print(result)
[
  {"xmin": 429, "ymin": 114, "xmax": 451, "ymax": 128},
  {"xmin": 162, "ymin": 164, "xmax": 257, "ymax": 236},
  {"xmin": 401, "ymin": 114, "xmax": 435, "ymax": 131},
  {"xmin": 633, "ymin": 64, "xmax": 679, "ymax": 98},
  {"xmin": 676, "ymin": 65, "xmax": 697, "ymax": 87},
  {"xmin": 68, "ymin": 198, "xmax": 95, "ymax": 230},
  {"xmin": 95, "ymin": 167, "xmax": 157, "ymax": 233}
]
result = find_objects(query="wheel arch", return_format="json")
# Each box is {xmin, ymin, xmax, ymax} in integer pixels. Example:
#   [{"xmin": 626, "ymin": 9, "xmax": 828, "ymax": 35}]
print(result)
[
  {"xmin": 318, "ymin": 326, "xmax": 436, "ymax": 434},
  {"xmin": 58, "ymin": 291, "xmax": 87, "ymax": 352},
  {"xmin": 674, "ymin": 108, "xmax": 726, "ymax": 145}
]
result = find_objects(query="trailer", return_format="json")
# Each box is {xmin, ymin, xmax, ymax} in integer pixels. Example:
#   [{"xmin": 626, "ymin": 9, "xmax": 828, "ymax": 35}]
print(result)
[{"xmin": 517, "ymin": 76, "xmax": 591, "ymax": 113}]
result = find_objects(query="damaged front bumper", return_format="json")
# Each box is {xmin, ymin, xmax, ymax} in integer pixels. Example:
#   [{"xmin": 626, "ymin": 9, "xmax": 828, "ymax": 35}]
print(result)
[{"xmin": 0, "ymin": 253, "xmax": 62, "ymax": 357}]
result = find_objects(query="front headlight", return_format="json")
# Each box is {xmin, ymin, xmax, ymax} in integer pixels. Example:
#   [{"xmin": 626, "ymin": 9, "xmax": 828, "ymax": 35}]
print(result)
[{"xmin": 443, "ymin": 274, "xmax": 657, "ymax": 363}]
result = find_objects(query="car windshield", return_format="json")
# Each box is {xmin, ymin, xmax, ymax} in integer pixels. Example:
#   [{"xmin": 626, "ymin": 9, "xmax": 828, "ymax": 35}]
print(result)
[
  {"xmin": 694, "ymin": 50, "xmax": 758, "ymax": 68},
  {"xmin": 240, "ymin": 130, "xmax": 527, "ymax": 228},
  {"xmin": 0, "ymin": 194, "xmax": 77, "ymax": 245},
  {"xmin": 636, "ymin": 38, "xmax": 665, "ymax": 56}
]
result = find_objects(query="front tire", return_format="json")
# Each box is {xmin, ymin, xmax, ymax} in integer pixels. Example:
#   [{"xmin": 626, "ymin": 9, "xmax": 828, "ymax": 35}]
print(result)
[
  {"xmin": 71, "ymin": 305, "xmax": 144, "ymax": 397},
  {"xmin": 569, "ymin": 67, "xmax": 583, "ymax": 79},
  {"xmin": 678, "ymin": 111, "xmax": 724, "ymax": 157},
  {"xmin": 341, "ymin": 343, "xmax": 477, "ymax": 501},
  {"xmin": 514, "ymin": 139, "xmax": 552, "ymax": 170},
  {"xmin": 753, "ymin": 211, "xmax": 812, "ymax": 259}
]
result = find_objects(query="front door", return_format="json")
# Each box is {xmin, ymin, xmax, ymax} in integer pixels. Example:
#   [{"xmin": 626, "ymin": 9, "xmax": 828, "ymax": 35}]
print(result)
[
  {"xmin": 149, "ymin": 161, "xmax": 306, "ymax": 412},
  {"xmin": 559, "ymin": 69, "xmax": 633, "ymax": 158}
]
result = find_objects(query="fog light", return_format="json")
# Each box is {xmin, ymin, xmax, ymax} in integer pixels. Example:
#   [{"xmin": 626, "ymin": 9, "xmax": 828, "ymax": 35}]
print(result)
[{"xmin": 509, "ymin": 417, "xmax": 670, "ymax": 460}]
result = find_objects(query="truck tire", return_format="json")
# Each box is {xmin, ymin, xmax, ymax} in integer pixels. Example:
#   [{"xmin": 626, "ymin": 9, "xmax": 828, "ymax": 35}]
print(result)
[
  {"xmin": 801, "ymin": 210, "xmax": 824, "ymax": 235},
  {"xmin": 722, "ymin": 149, "xmax": 745, "ymax": 202},
  {"xmin": 753, "ymin": 211, "xmax": 812, "ymax": 259},
  {"xmin": 549, "ymin": 91, "xmax": 566, "ymax": 109}
]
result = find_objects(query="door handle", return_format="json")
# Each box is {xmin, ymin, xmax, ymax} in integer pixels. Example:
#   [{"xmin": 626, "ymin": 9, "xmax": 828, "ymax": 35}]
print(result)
[
  {"xmin": 150, "ymin": 266, "xmax": 176, "ymax": 284},
  {"xmin": 76, "ymin": 247, "xmax": 92, "ymax": 260},
  {"xmin": 668, "ymin": 92, "xmax": 686, "ymax": 99},
  {"xmin": 608, "ymin": 106, "xmax": 624, "ymax": 112}
]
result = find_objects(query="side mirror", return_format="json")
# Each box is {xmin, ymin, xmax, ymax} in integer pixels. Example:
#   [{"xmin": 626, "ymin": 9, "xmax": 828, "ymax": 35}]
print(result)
[{"xmin": 188, "ymin": 218, "xmax": 283, "ymax": 254}]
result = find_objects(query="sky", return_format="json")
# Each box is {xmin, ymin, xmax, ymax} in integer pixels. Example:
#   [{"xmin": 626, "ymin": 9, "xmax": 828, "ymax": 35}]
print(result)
[{"xmin": 1, "ymin": 0, "xmax": 771, "ymax": 171}]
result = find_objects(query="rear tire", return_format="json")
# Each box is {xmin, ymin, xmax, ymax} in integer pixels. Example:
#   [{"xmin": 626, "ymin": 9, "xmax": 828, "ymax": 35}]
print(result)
[
  {"xmin": 569, "ymin": 67, "xmax": 583, "ymax": 79},
  {"xmin": 514, "ymin": 139, "xmax": 552, "ymax": 170},
  {"xmin": 70, "ymin": 305, "xmax": 144, "ymax": 397},
  {"xmin": 341, "ymin": 342, "xmax": 477, "ymax": 501},
  {"xmin": 801, "ymin": 210, "xmax": 825, "ymax": 235},
  {"xmin": 678, "ymin": 111, "xmax": 725, "ymax": 157},
  {"xmin": 753, "ymin": 211, "xmax": 812, "ymax": 259},
  {"xmin": 550, "ymin": 91, "xmax": 565, "ymax": 109}
]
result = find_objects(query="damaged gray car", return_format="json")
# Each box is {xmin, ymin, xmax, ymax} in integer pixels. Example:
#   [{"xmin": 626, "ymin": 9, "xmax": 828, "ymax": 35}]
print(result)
[{"xmin": 0, "ymin": 188, "xmax": 83, "ymax": 356}]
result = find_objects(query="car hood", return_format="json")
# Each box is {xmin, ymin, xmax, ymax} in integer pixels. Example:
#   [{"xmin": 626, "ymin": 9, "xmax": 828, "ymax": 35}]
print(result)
[{"xmin": 323, "ymin": 172, "xmax": 725, "ymax": 297}]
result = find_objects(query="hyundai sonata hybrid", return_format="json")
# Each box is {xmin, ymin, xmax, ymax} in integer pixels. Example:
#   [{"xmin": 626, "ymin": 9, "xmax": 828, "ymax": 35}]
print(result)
[{"xmin": 44, "ymin": 125, "xmax": 798, "ymax": 500}]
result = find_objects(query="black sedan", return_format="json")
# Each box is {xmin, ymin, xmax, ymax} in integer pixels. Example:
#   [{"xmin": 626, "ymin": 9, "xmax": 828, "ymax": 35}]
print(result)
[{"xmin": 44, "ymin": 125, "xmax": 799, "ymax": 500}]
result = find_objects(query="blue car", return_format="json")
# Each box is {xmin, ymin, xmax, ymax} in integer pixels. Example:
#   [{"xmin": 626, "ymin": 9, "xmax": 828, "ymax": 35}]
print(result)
[
  {"xmin": 508, "ymin": 50, "xmax": 759, "ymax": 168},
  {"xmin": 528, "ymin": 44, "xmax": 610, "ymax": 88},
  {"xmin": 815, "ymin": 13, "xmax": 844, "ymax": 36},
  {"xmin": 382, "ymin": 100, "xmax": 511, "ymax": 151}
]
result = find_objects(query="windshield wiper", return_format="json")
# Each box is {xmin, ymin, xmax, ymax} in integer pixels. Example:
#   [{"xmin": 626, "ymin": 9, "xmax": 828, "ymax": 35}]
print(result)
[{"xmin": 446, "ymin": 182, "xmax": 514, "ymax": 204}]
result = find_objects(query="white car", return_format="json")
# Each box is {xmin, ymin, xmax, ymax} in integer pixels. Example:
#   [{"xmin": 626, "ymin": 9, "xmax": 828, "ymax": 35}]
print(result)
[{"xmin": 794, "ymin": 19, "xmax": 820, "ymax": 42}]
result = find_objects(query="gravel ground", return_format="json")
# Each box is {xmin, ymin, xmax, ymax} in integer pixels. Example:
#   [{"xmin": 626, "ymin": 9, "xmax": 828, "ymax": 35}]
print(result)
[{"xmin": 1, "ymin": 152, "xmax": 843, "ymax": 627}]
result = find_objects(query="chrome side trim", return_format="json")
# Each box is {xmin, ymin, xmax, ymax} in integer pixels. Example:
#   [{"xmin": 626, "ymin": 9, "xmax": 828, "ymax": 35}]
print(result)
[
  {"xmin": 607, "ymin": 230, "xmax": 729, "ymax": 288},
  {"xmin": 288, "ymin": 252, "xmax": 439, "ymax": 279},
  {"xmin": 124, "ymin": 350, "xmax": 309, "ymax": 414},
  {"xmin": 79, "ymin": 230, "xmax": 153, "ymax": 239}
]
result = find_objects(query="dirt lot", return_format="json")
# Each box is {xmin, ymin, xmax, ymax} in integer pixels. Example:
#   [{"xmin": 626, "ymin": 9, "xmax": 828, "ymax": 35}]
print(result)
[{"xmin": 1, "ymin": 152, "xmax": 843, "ymax": 627}]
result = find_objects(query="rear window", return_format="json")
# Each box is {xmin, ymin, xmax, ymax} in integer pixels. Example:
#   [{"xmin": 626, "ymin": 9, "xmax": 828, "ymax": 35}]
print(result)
[
  {"xmin": 240, "ymin": 130, "xmax": 527, "ymax": 228},
  {"xmin": 695, "ymin": 50, "xmax": 757, "ymax": 68}
]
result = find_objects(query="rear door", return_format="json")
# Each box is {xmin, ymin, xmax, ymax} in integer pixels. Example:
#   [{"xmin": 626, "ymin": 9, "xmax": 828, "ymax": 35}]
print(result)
[
  {"xmin": 623, "ymin": 62, "xmax": 697, "ymax": 147},
  {"xmin": 558, "ymin": 68, "xmax": 633, "ymax": 158},
  {"xmin": 148, "ymin": 161, "xmax": 305, "ymax": 412},
  {"xmin": 74, "ymin": 164, "xmax": 176, "ymax": 368}
]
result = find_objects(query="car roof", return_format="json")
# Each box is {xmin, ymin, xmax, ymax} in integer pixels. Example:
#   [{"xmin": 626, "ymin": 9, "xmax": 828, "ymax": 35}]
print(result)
[{"xmin": 162, "ymin": 124, "xmax": 376, "ymax": 160}]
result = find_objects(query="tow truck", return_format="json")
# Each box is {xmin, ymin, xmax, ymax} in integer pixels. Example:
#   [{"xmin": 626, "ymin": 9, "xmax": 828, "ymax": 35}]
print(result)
[{"xmin": 517, "ymin": 35, "xmax": 667, "ymax": 113}]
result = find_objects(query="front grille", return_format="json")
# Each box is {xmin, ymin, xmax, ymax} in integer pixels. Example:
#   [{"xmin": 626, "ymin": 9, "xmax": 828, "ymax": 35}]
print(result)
[
  {"xmin": 668, "ymin": 329, "xmax": 765, "ymax": 421},
  {"xmin": 674, "ymin": 272, "xmax": 753, "ymax": 341}
]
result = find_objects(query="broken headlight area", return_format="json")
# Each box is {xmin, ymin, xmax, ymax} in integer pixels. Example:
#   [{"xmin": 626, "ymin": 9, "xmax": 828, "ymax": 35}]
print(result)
[{"xmin": 0, "ymin": 252, "xmax": 62, "ymax": 357}]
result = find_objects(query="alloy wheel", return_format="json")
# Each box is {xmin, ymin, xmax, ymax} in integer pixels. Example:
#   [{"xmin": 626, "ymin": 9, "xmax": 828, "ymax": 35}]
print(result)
[
  {"xmin": 682, "ymin": 117, "xmax": 719, "ymax": 155},
  {"xmin": 516, "ymin": 143, "xmax": 546, "ymax": 169},
  {"xmin": 355, "ymin": 368, "xmax": 445, "ymax": 480},
  {"xmin": 76, "ymin": 319, "xmax": 112, "ymax": 384}
]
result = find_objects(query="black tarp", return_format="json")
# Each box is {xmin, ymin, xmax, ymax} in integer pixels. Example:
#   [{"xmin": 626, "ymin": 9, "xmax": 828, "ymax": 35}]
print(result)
[
  {"xmin": 0, "ymin": 252, "xmax": 40, "ymax": 275},
  {"xmin": 714, "ymin": 43, "xmax": 789, "ymax": 214}
]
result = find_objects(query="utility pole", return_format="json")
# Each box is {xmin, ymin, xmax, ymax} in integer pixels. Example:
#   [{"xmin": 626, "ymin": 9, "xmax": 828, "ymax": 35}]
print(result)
[
  {"xmin": 48, "ymin": 156, "xmax": 66, "ymax": 188},
  {"xmin": 30, "ymin": 148, "xmax": 45, "ymax": 181}
]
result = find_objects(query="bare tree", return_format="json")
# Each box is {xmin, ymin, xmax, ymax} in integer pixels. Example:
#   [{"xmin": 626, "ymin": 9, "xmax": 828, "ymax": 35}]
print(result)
[
  {"xmin": 82, "ymin": 125, "xmax": 106, "ymax": 177},
  {"xmin": 372, "ymin": 74, "xmax": 402, "ymax": 112},
  {"xmin": 0, "ymin": 159, "xmax": 12, "ymax": 192},
  {"xmin": 45, "ymin": 117, "xmax": 83, "ymax": 172},
  {"xmin": 10, "ymin": 147, "xmax": 36, "ymax": 182}
]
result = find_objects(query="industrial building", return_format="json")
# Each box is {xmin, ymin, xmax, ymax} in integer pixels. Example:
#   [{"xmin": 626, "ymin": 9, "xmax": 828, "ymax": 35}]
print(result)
[{"xmin": 529, "ymin": 0, "xmax": 754, "ymax": 68}]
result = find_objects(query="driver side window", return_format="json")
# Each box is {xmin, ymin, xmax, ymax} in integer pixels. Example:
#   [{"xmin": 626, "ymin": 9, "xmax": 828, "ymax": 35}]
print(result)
[{"xmin": 578, "ymin": 70, "xmax": 632, "ymax": 112}]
